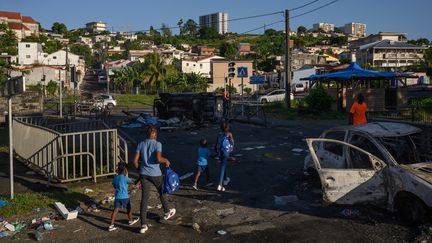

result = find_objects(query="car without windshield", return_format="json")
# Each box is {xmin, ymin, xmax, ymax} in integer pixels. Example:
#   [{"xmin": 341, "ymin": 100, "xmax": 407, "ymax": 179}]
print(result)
[{"xmin": 304, "ymin": 122, "xmax": 432, "ymax": 224}]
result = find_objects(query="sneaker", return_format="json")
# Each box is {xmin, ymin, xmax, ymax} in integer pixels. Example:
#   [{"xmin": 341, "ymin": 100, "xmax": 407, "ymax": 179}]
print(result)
[
  {"xmin": 163, "ymin": 208, "xmax": 176, "ymax": 220},
  {"xmin": 128, "ymin": 218, "xmax": 139, "ymax": 226},
  {"xmin": 192, "ymin": 184, "xmax": 198, "ymax": 190},
  {"xmin": 140, "ymin": 224, "xmax": 148, "ymax": 234},
  {"xmin": 217, "ymin": 185, "xmax": 226, "ymax": 192},
  {"xmin": 108, "ymin": 225, "xmax": 118, "ymax": 231},
  {"xmin": 223, "ymin": 177, "xmax": 230, "ymax": 186}
]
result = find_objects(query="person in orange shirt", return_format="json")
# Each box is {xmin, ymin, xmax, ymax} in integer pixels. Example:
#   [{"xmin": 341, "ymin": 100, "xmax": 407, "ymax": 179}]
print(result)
[{"xmin": 349, "ymin": 93, "xmax": 368, "ymax": 125}]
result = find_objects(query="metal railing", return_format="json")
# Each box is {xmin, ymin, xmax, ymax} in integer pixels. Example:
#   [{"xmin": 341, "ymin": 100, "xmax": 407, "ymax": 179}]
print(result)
[
  {"xmin": 228, "ymin": 101, "xmax": 267, "ymax": 127},
  {"xmin": 368, "ymin": 106, "xmax": 432, "ymax": 124},
  {"xmin": 13, "ymin": 116, "xmax": 129, "ymax": 183}
]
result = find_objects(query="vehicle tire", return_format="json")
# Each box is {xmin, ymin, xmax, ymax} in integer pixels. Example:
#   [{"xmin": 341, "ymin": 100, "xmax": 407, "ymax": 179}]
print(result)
[
  {"xmin": 261, "ymin": 99, "xmax": 268, "ymax": 104},
  {"xmin": 107, "ymin": 103, "xmax": 114, "ymax": 110},
  {"xmin": 396, "ymin": 195, "xmax": 425, "ymax": 225}
]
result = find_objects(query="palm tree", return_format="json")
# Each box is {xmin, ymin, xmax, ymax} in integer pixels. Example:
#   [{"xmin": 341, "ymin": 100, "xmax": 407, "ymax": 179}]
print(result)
[{"xmin": 142, "ymin": 53, "xmax": 165, "ymax": 92}]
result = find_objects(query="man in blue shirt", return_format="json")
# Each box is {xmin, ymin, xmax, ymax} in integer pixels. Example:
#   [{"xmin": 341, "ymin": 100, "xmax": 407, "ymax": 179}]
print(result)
[{"xmin": 133, "ymin": 126, "xmax": 176, "ymax": 234}]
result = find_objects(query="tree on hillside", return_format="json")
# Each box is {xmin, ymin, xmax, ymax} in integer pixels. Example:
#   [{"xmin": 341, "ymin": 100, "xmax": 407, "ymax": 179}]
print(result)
[
  {"xmin": 184, "ymin": 19, "xmax": 198, "ymax": 36},
  {"xmin": 51, "ymin": 22, "xmax": 68, "ymax": 34},
  {"xmin": 142, "ymin": 52, "xmax": 165, "ymax": 90},
  {"xmin": 425, "ymin": 48, "xmax": 432, "ymax": 68},
  {"xmin": 0, "ymin": 23, "xmax": 18, "ymax": 55},
  {"xmin": 199, "ymin": 26, "xmax": 219, "ymax": 39},
  {"xmin": 70, "ymin": 44, "xmax": 94, "ymax": 67},
  {"xmin": 416, "ymin": 38, "xmax": 430, "ymax": 46},
  {"xmin": 161, "ymin": 23, "xmax": 172, "ymax": 37},
  {"xmin": 44, "ymin": 40, "xmax": 63, "ymax": 54},
  {"xmin": 297, "ymin": 26, "xmax": 307, "ymax": 34},
  {"xmin": 219, "ymin": 42, "xmax": 237, "ymax": 58},
  {"xmin": 177, "ymin": 19, "xmax": 185, "ymax": 35},
  {"xmin": 264, "ymin": 28, "xmax": 279, "ymax": 36}
]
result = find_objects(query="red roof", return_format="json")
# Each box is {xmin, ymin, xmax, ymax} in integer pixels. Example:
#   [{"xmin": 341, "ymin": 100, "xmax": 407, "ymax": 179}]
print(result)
[
  {"xmin": 22, "ymin": 16, "xmax": 38, "ymax": 24},
  {"xmin": 8, "ymin": 22, "xmax": 30, "ymax": 30},
  {"xmin": 0, "ymin": 11, "xmax": 22, "ymax": 20}
]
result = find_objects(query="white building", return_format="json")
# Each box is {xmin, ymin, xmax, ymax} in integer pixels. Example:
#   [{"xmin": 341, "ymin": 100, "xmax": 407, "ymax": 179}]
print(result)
[
  {"xmin": 18, "ymin": 42, "xmax": 43, "ymax": 65},
  {"xmin": 343, "ymin": 22, "xmax": 366, "ymax": 38},
  {"xmin": 86, "ymin": 21, "xmax": 107, "ymax": 32},
  {"xmin": 312, "ymin": 23, "xmax": 335, "ymax": 33},
  {"xmin": 78, "ymin": 36, "xmax": 93, "ymax": 47},
  {"xmin": 199, "ymin": 12, "xmax": 228, "ymax": 34},
  {"xmin": 0, "ymin": 11, "xmax": 39, "ymax": 40},
  {"xmin": 94, "ymin": 35, "xmax": 112, "ymax": 43},
  {"xmin": 182, "ymin": 56, "xmax": 224, "ymax": 78},
  {"xmin": 357, "ymin": 40, "xmax": 427, "ymax": 71},
  {"xmin": 10, "ymin": 66, "xmax": 66, "ymax": 86}
]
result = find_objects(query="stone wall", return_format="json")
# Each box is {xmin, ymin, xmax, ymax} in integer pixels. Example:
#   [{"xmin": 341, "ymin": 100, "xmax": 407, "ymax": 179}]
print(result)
[{"xmin": 0, "ymin": 91, "xmax": 43, "ymax": 123}]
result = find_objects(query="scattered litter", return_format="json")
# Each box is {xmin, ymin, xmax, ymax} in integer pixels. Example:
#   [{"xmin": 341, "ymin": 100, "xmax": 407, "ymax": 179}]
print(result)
[
  {"xmin": 54, "ymin": 202, "xmax": 78, "ymax": 220},
  {"xmin": 43, "ymin": 221, "xmax": 53, "ymax": 231},
  {"xmin": 273, "ymin": 195, "xmax": 299, "ymax": 206},
  {"xmin": 190, "ymin": 132, "xmax": 198, "ymax": 135},
  {"xmin": 233, "ymin": 154, "xmax": 243, "ymax": 157},
  {"xmin": 264, "ymin": 152, "xmax": 274, "ymax": 159},
  {"xmin": 25, "ymin": 171, "xmax": 36, "ymax": 175},
  {"xmin": 83, "ymin": 188, "xmax": 94, "ymax": 194},
  {"xmin": 217, "ymin": 230, "xmax": 227, "ymax": 235},
  {"xmin": 340, "ymin": 209, "xmax": 360, "ymax": 217},
  {"xmin": 242, "ymin": 147, "xmax": 254, "ymax": 151},
  {"xmin": 35, "ymin": 231, "xmax": 43, "ymax": 241},
  {"xmin": 179, "ymin": 172, "xmax": 194, "ymax": 180},
  {"xmin": 12, "ymin": 222, "xmax": 25, "ymax": 231},
  {"xmin": 85, "ymin": 198, "xmax": 100, "ymax": 212},
  {"xmin": 192, "ymin": 223, "xmax": 201, "ymax": 233},
  {"xmin": 33, "ymin": 208, "xmax": 41, "ymax": 212},
  {"xmin": 0, "ymin": 200, "xmax": 10, "ymax": 208},
  {"xmin": 102, "ymin": 196, "xmax": 115, "ymax": 204},
  {"xmin": 291, "ymin": 148, "xmax": 304, "ymax": 153},
  {"xmin": 216, "ymin": 208, "xmax": 235, "ymax": 217},
  {"xmin": 73, "ymin": 228, "xmax": 83, "ymax": 233},
  {"xmin": 75, "ymin": 206, "xmax": 84, "ymax": 214},
  {"xmin": 0, "ymin": 231, "xmax": 11, "ymax": 238},
  {"xmin": 5, "ymin": 223, "xmax": 15, "ymax": 232},
  {"xmin": 255, "ymin": 146, "xmax": 266, "ymax": 149},
  {"xmin": 293, "ymin": 153, "xmax": 301, "ymax": 156}
]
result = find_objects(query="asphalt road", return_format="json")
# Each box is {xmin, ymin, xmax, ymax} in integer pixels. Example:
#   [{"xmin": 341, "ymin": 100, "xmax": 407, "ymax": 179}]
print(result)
[{"xmin": 1, "ymin": 119, "xmax": 430, "ymax": 242}]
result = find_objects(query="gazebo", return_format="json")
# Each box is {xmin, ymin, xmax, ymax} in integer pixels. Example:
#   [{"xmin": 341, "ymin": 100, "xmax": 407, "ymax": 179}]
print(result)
[{"xmin": 302, "ymin": 63, "xmax": 415, "ymax": 111}]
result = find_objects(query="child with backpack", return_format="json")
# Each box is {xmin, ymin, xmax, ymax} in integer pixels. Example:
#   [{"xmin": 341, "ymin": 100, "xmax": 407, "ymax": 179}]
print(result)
[
  {"xmin": 193, "ymin": 138, "xmax": 211, "ymax": 190},
  {"xmin": 133, "ymin": 125, "xmax": 176, "ymax": 234},
  {"xmin": 215, "ymin": 122, "xmax": 235, "ymax": 192},
  {"xmin": 108, "ymin": 162, "xmax": 139, "ymax": 231}
]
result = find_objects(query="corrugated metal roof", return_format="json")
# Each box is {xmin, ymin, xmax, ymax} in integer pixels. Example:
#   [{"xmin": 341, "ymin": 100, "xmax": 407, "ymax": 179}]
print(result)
[{"xmin": 360, "ymin": 40, "xmax": 427, "ymax": 50}]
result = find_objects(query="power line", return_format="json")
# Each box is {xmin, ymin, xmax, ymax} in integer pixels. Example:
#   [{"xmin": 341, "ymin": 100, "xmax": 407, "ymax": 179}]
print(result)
[
  {"xmin": 130, "ymin": 0, "xmax": 319, "ymax": 33},
  {"xmin": 240, "ymin": 0, "xmax": 339, "ymax": 35}
]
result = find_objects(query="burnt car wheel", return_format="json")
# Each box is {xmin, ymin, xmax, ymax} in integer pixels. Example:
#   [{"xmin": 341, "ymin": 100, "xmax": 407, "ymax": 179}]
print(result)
[{"xmin": 397, "ymin": 195, "xmax": 425, "ymax": 225}]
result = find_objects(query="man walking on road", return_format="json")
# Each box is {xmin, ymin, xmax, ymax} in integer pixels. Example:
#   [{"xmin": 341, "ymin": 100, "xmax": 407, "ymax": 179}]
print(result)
[{"xmin": 133, "ymin": 126, "xmax": 176, "ymax": 234}]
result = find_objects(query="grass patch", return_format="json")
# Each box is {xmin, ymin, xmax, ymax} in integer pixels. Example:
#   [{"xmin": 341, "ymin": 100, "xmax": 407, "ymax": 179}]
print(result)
[
  {"xmin": 265, "ymin": 101, "xmax": 347, "ymax": 120},
  {"xmin": 0, "ymin": 193, "xmax": 54, "ymax": 218},
  {"xmin": 115, "ymin": 94, "xmax": 156, "ymax": 108}
]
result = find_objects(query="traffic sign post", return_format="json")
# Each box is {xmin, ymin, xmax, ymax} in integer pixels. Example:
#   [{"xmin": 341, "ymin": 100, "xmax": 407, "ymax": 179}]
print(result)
[
  {"xmin": 237, "ymin": 67, "xmax": 248, "ymax": 98},
  {"xmin": 250, "ymin": 75, "xmax": 265, "ymax": 85}
]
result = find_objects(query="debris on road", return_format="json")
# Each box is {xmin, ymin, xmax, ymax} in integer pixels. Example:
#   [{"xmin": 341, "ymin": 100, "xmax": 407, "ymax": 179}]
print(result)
[
  {"xmin": 83, "ymin": 188, "xmax": 94, "ymax": 194},
  {"xmin": 179, "ymin": 172, "xmax": 194, "ymax": 180},
  {"xmin": 192, "ymin": 223, "xmax": 201, "ymax": 233},
  {"xmin": 274, "ymin": 195, "xmax": 299, "ymax": 206},
  {"xmin": 242, "ymin": 147, "xmax": 254, "ymax": 151},
  {"xmin": 291, "ymin": 148, "xmax": 304, "ymax": 153},
  {"xmin": 34, "ymin": 231, "xmax": 43, "ymax": 241},
  {"xmin": 216, "ymin": 208, "xmax": 235, "ymax": 217},
  {"xmin": 255, "ymin": 146, "xmax": 266, "ymax": 149},
  {"xmin": 340, "ymin": 209, "xmax": 360, "ymax": 217},
  {"xmin": 217, "ymin": 230, "xmax": 227, "ymax": 235},
  {"xmin": 54, "ymin": 202, "xmax": 78, "ymax": 220}
]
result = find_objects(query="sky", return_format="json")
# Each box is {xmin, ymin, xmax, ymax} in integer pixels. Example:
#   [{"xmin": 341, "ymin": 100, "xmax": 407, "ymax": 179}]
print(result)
[{"xmin": 1, "ymin": 0, "xmax": 431, "ymax": 40}]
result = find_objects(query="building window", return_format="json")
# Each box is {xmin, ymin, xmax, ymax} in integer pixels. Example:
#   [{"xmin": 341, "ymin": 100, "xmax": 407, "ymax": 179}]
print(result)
[
  {"xmin": 26, "ymin": 44, "xmax": 30, "ymax": 48},
  {"xmin": 26, "ymin": 55, "xmax": 31, "ymax": 59},
  {"xmin": 186, "ymin": 63, "xmax": 189, "ymax": 66},
  {"xmin": 200, "ymin": 64, "xmax": 203, "ymax": 68},
  {"xmin": 53, "ymin": 56, "xmax": 57, "ymax": 59}
]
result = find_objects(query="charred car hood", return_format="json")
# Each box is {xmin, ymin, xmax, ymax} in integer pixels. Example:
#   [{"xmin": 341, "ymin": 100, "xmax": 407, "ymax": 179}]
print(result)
[{"xmin": 401, "ymin": 163, "xmax": 432, "ymax": 184}]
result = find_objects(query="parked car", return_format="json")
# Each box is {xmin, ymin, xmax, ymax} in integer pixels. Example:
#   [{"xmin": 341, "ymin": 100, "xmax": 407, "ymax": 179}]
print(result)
[
  {"xmin": 258, "ymin": 89, "xmax": 294, "ymax": 103},
  {"xmin": 293, "ymin": 83, "xmax": 305, "ymax": 93},
  {"xmin": 304, "ymin": 122, "xmax": 432, "ymax": 224},
  {"xmin": 94, "ymin": 94, "xmax": 117, "ymax": 109}
]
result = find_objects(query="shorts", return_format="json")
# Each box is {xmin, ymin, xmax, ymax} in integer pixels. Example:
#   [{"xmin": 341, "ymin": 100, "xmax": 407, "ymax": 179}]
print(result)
[
  {"xmin": 114, "ymin": 198, "xmax": 131, "ymax": 209},
  {"xmin": 197, "ymin": 165, "xmax": 207, "ymax": 172}
]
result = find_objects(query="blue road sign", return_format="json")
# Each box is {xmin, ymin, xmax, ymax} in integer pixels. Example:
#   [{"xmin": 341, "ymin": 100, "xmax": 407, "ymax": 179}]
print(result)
[
  {"xmin": 237, "ymin": 67, "xmax": 248, "ymax": 78},
  {"xmin": 250, "ymin": 75, "xmax": 265, "ymax": 85}
]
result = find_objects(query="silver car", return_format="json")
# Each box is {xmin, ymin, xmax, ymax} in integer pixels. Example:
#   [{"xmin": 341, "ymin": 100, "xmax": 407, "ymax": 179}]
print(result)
[
  {"xmin": 94, "ymin": 94, "xmax": 117, "ymax": 109},
  {"xmin": 304, "ymin": 122, "xmax": 432, "ymax": 224}
]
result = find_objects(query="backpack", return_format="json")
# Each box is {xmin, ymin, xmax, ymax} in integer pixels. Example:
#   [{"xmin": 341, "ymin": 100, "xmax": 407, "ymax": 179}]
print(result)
[
  {"xmin": 163, "ymin": 168, "xmax": 179, "ymax": 194},
  {"xmin": 219, "ymin": 133, "xmax": 234, "ymax": 157}
]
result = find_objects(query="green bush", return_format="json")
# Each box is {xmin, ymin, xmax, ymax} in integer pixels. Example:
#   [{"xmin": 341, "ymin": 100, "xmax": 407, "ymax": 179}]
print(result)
[{"xmin": 304, "ymin": 85, "xmax": 333, "ymax": 111}]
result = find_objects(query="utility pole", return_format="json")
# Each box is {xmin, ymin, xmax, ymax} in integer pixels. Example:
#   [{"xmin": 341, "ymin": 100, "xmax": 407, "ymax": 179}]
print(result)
[
  {"xmin": 284, "ymin": 9, "xmax": 291, "ymax": 109},
  {"xmin": 8, "ymin": 95, "xmax": 13, "ymax": 199},
  {"xmin": 59, "ymin": 69, "xmax": 63, "ymax": 118}
]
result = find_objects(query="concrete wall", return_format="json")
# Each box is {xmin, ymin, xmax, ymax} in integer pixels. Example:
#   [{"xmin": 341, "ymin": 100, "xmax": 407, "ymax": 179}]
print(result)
[{"xmin": 0, "ymin": 91, "xmax": 43, "ymax": 123}]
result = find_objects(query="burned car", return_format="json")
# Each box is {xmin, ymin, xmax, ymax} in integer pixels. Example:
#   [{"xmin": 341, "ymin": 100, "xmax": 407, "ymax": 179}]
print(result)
[{"xmin": 304, "ymin": 122, "xmax": 432, "ymax": 223}]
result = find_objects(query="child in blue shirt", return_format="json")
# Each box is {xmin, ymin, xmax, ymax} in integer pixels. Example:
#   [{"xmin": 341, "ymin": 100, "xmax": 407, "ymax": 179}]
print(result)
[
  {"xmin": 108, "ymin": 162, "xmax": 139, "ymax": 231},
  {"xmin": 193, "ymin": 139, "xmax": 211, "ymax": 190}
]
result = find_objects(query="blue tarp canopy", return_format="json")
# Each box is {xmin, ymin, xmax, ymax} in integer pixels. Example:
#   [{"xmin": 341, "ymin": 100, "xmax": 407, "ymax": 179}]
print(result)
[{"xmin": 306, "ymin": 63, "xmax": 408, "ymax": 81}]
